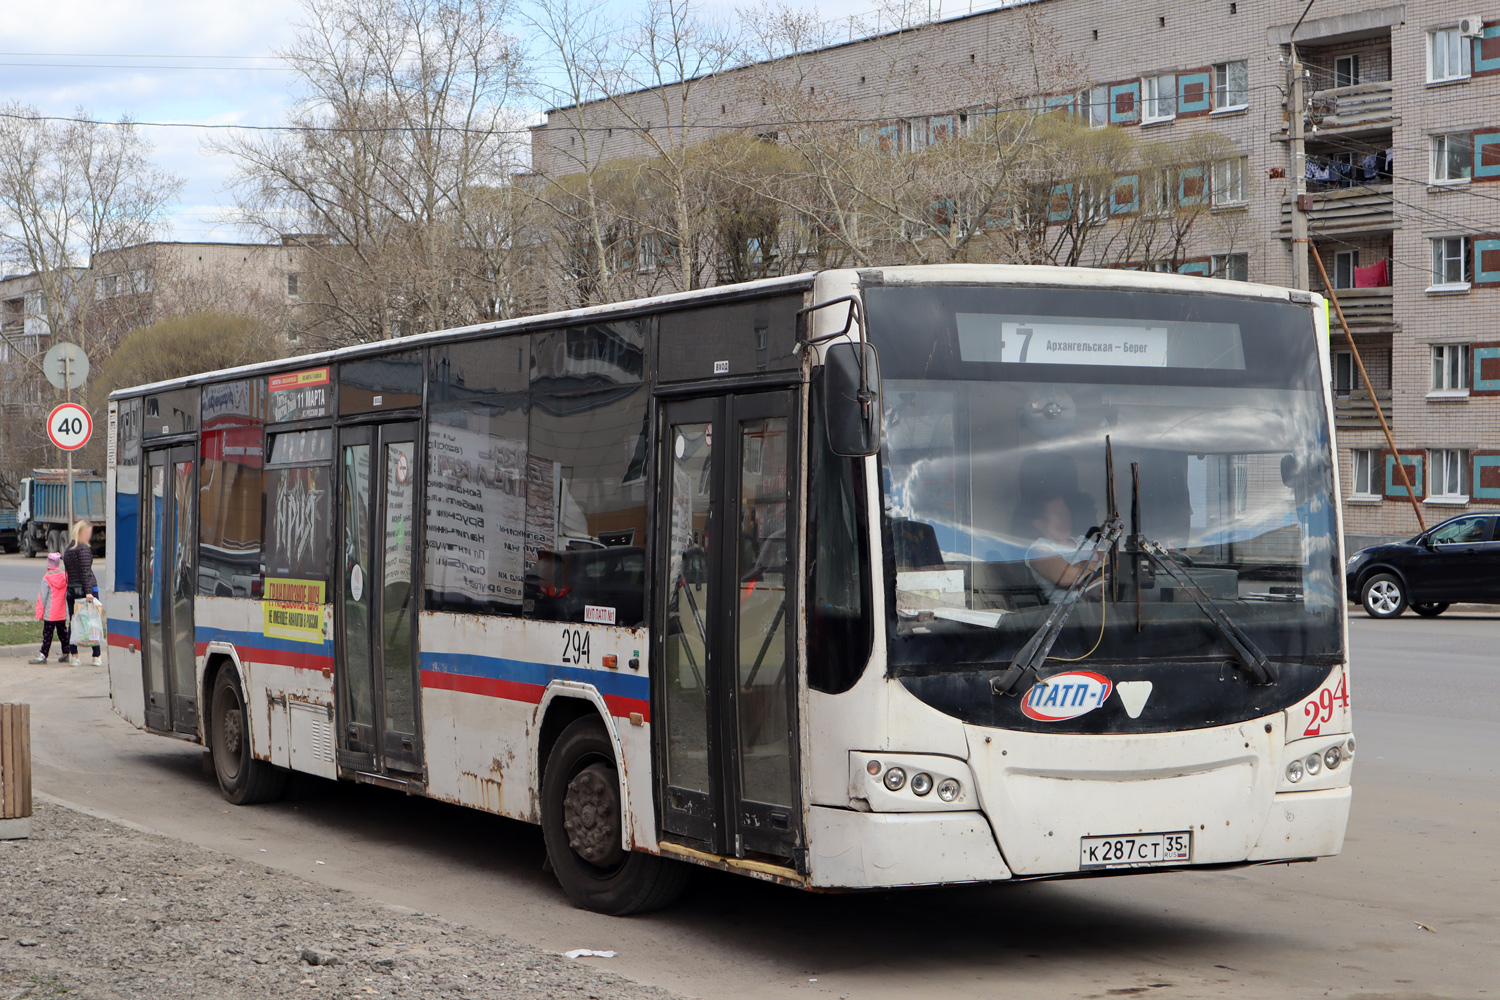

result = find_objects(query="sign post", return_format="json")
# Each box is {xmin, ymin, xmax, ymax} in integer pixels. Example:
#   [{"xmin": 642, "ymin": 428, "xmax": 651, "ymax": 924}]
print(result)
[{"xmin": 42, "ymin": 343, "xmax": 90, "ymax": 535}]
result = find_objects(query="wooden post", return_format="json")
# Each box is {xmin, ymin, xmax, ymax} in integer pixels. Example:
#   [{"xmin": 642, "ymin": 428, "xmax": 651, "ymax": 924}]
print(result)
[
  {"xmin": 0, "ymin": 703, "xmax": 32, "ymax": 839},
  {"xmin": 1310, "ymin": 246, "xmax": 1426, "ymax": 533}
]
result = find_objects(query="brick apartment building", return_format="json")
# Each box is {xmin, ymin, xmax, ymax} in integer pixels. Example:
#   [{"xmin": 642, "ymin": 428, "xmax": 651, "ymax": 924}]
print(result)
[{"xmin": 530, "ymin": 0, "xmax": 1500, "ymax": 548}]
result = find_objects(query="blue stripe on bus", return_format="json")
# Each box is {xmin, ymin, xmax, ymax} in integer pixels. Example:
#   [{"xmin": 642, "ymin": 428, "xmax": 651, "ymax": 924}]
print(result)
[
  {"xmin": 421, "ymin": 651, "xmax": 650, "ymax": 702},
  {"xmin": 194, "ymin": 625, "xmax": 334, "ymax": 657}
]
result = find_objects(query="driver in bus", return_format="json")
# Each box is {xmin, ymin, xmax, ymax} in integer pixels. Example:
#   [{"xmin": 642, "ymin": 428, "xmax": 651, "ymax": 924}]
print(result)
[{"xmin": 1024, "ymin": 490, "xmax": 1102, "ymax": 603}]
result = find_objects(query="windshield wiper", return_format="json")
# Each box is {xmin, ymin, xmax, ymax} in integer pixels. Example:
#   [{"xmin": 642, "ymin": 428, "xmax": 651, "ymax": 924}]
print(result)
[
  {"xmin": 1132, "ymin": 534, "xmax": 1278, "ymax": 686},
  {"xmin": 991, "ymin": 517, "xmax": 1122, "ymax": 696}
]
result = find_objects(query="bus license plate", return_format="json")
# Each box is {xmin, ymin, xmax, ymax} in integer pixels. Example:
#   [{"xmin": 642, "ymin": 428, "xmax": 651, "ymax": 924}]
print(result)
[{"xmin": 1080, "ymin": 831, "xmax": 1191, "ymax": 869}]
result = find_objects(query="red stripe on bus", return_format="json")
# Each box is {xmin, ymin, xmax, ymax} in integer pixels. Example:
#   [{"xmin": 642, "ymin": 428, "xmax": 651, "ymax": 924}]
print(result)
[
  {"xmin": 420, "ymin": 670, "xmax": 650, "ymax": 722},
  {"xmin": 421, "ymin": 669, "xmax": 544, "ymax": 704},
  {"xmin": 192, "ymin": 642, "xmax": 333, "ymax": 672}
]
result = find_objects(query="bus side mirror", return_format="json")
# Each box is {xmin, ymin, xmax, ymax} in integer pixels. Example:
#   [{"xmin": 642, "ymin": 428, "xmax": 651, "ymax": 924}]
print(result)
[{"xmin": 823, "ymin": 342, "xmax": 881, "ymax": 457}]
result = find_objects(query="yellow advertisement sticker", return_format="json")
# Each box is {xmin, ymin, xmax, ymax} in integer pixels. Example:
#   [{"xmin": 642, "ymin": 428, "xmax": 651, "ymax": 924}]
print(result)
[
  {"xmin": 262, "ymin": 578, "xmax": 327, "ymax": 604},
  {"xmin": 263, "ymin": 601, "xmax": 325, "ymax": 643}
]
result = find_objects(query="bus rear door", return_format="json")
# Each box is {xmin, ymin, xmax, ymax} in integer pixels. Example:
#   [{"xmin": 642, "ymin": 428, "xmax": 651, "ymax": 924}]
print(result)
[
  {"xmin": 140, "ymin": 444, "xmax": 198, "ymax": 736},
  {"xmin": 657, "ymin": 390, "xmax": 802, "ymax": 865}
]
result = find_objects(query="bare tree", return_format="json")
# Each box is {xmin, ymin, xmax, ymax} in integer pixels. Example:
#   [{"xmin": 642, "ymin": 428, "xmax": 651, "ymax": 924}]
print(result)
[
  {"xmin": 215, "ymin": 0, "xmax": 529, "ymax": 346},
  {"xmin": 0, "ymin": 104, "xmax": 182, "ymax": 365},
  {"xmin": 0, "ymin": 104, "xmax": 182, "ymax": 504},
  {"xmin": 527, "ymin": 0, "xmax": 742, "ymax": 302}
]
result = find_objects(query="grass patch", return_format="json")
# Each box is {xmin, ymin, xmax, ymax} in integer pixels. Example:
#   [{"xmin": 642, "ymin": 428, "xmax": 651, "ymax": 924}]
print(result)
[{"xmin": 0, "ymin": 619, "xmax": 42, "ymax": 646}]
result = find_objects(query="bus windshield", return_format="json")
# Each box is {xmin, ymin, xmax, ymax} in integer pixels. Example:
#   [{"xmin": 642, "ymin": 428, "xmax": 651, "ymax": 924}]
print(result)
[{"xmin": 865, "ymin": 282, "xmax": 1342, "ymax": 672}]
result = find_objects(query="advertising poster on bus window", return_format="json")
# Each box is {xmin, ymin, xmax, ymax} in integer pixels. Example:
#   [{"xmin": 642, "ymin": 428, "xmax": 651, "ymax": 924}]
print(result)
[
  {"xmin": 426, "ymin": 422, "xmax": 530, "ymax": 606},
  {"xmin": 265, "ymin": 465, "xmax": 331, "ymax": 583},
  {"xmin": 268, "ymin": 367, "xmax": 331, "ymax": 423}
]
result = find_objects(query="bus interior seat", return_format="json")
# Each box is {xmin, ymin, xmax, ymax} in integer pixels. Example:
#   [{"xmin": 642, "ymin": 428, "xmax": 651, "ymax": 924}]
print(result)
[
  {"xmin": 891, "ymin": 518, "xmax": 944, "ymax": 571},
  {"xmin": 972, "ymin": 560, "xmax": 1047, "ymax": 610}
]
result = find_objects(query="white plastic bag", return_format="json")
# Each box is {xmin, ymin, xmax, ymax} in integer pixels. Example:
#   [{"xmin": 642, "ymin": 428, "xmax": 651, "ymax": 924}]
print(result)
[{"xmin": 72, "ymin": 599, "xmax": 103, "ymax": 644}]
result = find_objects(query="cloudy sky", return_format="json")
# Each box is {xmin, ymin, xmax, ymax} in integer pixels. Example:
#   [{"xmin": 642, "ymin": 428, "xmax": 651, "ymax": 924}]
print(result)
[{"xmin": 2, "ymin": 0, "xmax": 987, "ymax": 245}]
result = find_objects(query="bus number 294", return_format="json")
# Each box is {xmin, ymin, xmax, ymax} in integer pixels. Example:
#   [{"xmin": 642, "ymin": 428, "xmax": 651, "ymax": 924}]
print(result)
[{"xmin": 561, "ymin": 629, "xmax": 591, "ymax": 665}]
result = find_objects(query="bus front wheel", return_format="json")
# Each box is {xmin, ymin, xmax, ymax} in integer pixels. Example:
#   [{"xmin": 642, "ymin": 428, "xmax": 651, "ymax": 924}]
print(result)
[
  {"xmin": 210, "ymin": 667, "xmax": 286, "ymax": 805},
  {"xmin": 541, "ymin": 715, "xmax": 687, "ymax": 915}
]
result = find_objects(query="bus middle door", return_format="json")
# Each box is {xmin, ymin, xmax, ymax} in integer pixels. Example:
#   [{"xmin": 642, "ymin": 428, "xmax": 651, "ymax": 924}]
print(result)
[
  {"xmin": 335, "ymin": 422, "xmax": 423, "ymax": 777},
  {"xmin": 656, "ymin": 390, "xmax": 802, "ymax": 865}
]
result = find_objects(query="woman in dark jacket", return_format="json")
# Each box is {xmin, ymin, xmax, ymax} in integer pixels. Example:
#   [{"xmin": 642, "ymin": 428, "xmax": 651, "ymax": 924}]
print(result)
[{"xmin": 63, "ymin": 520, "xmax": 101, "ymax": 666}]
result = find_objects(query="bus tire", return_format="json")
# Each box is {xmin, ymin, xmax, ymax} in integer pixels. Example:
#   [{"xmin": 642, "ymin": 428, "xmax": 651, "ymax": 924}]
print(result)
[
  {"xmin": 1360, "ymin": 573, "xmax": 1407, "ymax": 619},
  {"xmin": 210, "ymin": 667, "xmax": 286, "ymax": 805},
  {"xmin": 541, "ymin": 715, "xmax": 688, "ymax": 915}
]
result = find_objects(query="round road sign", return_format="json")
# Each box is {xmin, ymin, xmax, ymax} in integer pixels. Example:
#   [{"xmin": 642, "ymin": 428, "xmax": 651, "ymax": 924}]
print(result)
[
  {"xmin": 47, "ymin": 402, "xmax": 93, "ymax": 451},
  {"xmin": 42, "ymin": 342, "xmax": 89, "ymax": 391}
]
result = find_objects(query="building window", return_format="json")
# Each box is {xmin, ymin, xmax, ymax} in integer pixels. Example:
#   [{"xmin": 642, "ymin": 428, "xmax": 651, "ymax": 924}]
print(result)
[
  {"xmin": 1142, "ymin": 75, "xmax": 1177, "ymax": 122},
  {"xmin": 1210, "ymin": 253, "xmax": 1248, "ymax": 281},
  {"xmin": 1430, "ymin": 236, "xmax": 1472, "ymax": 289},
  {"xmin": 905, "ymin": 118, "xmax": 929, "ymax": 152},
  {"xmin": 1333, "ymin": 250, "xmax": 1358, "ymax": 289},
  {"xmin": 1212, "ymin": 157, "xmax": 1247, "ymax": 206},
  {"xmin": 1084, "ymin": 85, "xmax": 1110, "ymax": 127},
  {"xmin": 1333, "ymin": 351, "xmax": 1361, "ymax": 395},
  {"xmin": 286, "ymin": 272, "xmax": 300, "ymax": 298},
  {"xmin": 1431, "ymin": 133, "xmax": 1473, "ymax": 183},
  {"xmin": 1350, "ymin": 449, "xmax": 1377, "ymax": 498},
  {"xmin": 1428, "ymin": 28, "xmax": 1472, "ymax": 83},
  {"xmin": 1430, "ymin": 343, "xmax": 1470, "ymax": 391},
  {"xmin": 1429, "ymin": 449, "xmax": 1468, "ymax": 500},
  {"xmin": 1334, "ymin": 54, "xmax": 1360, "ymax": 88},
  {"xmin": 637, "ymin": 235, "xmax": 660, "ymax": 272},
  {"xmin": 1212, "ymin": 61, "xmax": 1249, "ymax": 110}
]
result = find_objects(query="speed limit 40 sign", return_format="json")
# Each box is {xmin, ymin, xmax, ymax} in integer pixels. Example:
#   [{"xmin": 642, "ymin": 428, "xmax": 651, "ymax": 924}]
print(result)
[{"xmin": 47, "ymin": 402, "xmax": 93, "ymax": 451}]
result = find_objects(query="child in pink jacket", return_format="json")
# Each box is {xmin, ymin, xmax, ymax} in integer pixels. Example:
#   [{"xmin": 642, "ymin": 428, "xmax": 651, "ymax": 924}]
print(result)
[{"xmin": 30, "ymin": 553, "xmax": 71, "ymax": 665}]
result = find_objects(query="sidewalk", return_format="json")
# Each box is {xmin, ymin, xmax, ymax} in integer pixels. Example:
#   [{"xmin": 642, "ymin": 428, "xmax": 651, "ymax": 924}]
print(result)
[{"xmin": 1, "ymin": 800, "xmax": 676, "ymax": 1000}]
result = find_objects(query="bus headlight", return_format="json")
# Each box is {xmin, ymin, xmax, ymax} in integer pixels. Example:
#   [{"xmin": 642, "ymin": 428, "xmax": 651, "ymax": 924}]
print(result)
[
  {"xmin": 883, "ymin": 767, "xmax": 907, "ymax": 791},
  {"xmin": 1286, "ymin": 759, "xmax": 1304, "ymax": 783},
  {"xmin": 910, "ymin": 772, "xmax": 933, "ymax": 796},
  {"xmin": 936, "ymin": 778, "xmax": 962, "ymax": 802},
  {"xmin": 1324, "ymin": 745, "xmax": 1342, "ymax": 770},
  {"xmin": 1304, "ymin": 753, "xmax": 1322, "ymax": 776}
]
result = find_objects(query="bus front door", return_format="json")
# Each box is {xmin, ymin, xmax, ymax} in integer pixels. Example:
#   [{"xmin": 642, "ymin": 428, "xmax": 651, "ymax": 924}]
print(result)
[
  {"xmin": 139, "ymin": 445, "xmax": 198, "ymax": 736},
  {"xmin": 335, "ymin": 422, "xmax": 424, "ymax": 777},
  {"xmin": 657, "ymin": 391, "xmax": 802, "ymax": 864}
]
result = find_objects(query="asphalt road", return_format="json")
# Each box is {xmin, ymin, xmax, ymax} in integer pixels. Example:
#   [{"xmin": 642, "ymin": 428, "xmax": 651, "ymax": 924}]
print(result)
[
  {"xmin": 1, "ymin": 614, "xmax": 1495, "ymax": 1000},
  {"xmin": 0, "ymin": 551, "xmax": 110, "ymax": 602}
]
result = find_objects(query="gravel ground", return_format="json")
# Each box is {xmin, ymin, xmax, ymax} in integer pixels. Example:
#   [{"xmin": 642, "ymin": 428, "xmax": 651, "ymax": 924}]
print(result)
[{"xmin": 0, "ymin": 802, "xmax": 678, "ymax": 1000}]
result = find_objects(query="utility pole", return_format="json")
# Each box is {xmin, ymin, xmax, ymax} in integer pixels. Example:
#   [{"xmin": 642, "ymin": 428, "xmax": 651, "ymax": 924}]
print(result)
[
  {"xmin": 1289, "ymin": 48, "xmax": 1310, "ymax": 290},
  {"xmin": 63, "ymin": 354, "xmax": 75, "ymax": 532}
]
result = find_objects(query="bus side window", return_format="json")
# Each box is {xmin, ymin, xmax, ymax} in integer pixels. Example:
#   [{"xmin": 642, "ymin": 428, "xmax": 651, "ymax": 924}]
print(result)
[
  {"xmin": 525, "ymin": 383, "xmax": 649, "ymax": 627},
  {"xmin": 424, "ymin": 396, "xmax": 530, "ymax": 617}
]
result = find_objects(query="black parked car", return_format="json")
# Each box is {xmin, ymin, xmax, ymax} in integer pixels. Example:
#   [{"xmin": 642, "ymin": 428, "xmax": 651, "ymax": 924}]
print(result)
[{"xmin": 1346, "ymin": 514, "xmax": 1500, "ymax": 618}]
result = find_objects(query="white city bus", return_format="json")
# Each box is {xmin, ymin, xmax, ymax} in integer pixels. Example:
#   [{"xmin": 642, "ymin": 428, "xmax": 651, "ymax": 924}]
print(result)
[{"xmin": 105, "ymin": 265, "xmax": 1354, "ymax": 913}]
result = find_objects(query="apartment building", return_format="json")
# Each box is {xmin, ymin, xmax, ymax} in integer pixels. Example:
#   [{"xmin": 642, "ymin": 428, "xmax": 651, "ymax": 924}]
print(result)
[{"xmin": 530, "ymin": 0, "xmax": 1500, "ymax": 548}]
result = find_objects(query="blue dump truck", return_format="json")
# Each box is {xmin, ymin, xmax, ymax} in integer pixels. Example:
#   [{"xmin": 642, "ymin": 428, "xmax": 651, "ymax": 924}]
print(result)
[
  {"xmin": 0, "ymin": 507, "xmax": 17, "ymax": 553},
  {"xmin": 15, "ymin": 470, "xmax": 106, "ymax": 557}
]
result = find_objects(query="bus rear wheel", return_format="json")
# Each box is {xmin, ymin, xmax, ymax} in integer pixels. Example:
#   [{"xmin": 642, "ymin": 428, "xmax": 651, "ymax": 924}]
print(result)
[
  {"xmin": 541, "ymin": 715, "xmax": 687, "ymax": 915},
  {"xmin": 210, "ymin": 667, "xmax": 286, "ymax": 805}
]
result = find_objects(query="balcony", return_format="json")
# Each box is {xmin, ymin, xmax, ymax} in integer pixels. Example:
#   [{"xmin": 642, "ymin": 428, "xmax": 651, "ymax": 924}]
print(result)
[
  {"xmin": 1280, "ymin": 185, "xmax": 1395, "ymax": 238},
  {"xmin": 1320, "ymin": 286, "xmax": 1396, "ymax": 334},
  {"xmin": 1333, "ymin": 390, "xmax": 1392, "ymax": 431},
  {"xmin": 1275, "ymin": 81, "xmax": 1397, "ymax": 140}
]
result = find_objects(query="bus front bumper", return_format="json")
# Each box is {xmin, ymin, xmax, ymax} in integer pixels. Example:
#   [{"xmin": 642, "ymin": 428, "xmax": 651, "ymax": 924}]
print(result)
[{"xmin": 963, "ymin": 717, "xmax": 1352, "ymax": 876}]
